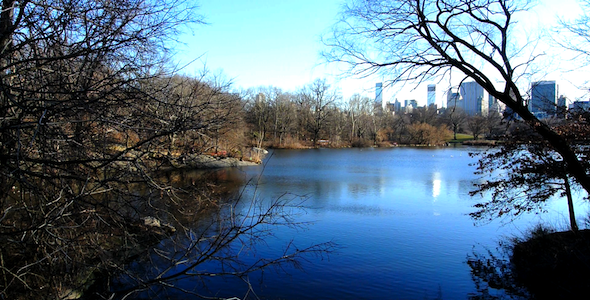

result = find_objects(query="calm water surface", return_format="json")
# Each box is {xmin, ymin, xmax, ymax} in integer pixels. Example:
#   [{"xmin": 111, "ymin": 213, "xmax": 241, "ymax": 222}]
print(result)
[{"xmin": 136, "ymin": 147, "xmax": 583, "ymax": 299}]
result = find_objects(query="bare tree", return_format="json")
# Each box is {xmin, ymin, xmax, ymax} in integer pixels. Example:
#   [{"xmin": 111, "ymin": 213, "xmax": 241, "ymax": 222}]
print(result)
[
  {"xmin": 468, "ymin": 115, "xmax": 487, "ymax": 140},
  {"xmin": 323, "ymin": 0, "xmax": 590, "ymax": 193},
  {"xmin": 442, "ymin": 106, "xmax": 468, "ymax": 140},
  {"xmin": 346, "ymin": 93, "xmax": 374, "ymax": 143},
  {"xmin": 484, "ymin": 109, "xmax": 504, "ymax": 138},
  {"xmin": 0, "ymin": 1, "xmax": 327, "ymax": 299},
  {"xmin": 299, "ymin": 79, "xmax": 340, "ymax": 146},
  {"xmin": 470, "ymin": 117, "xmax": 589, "ymax": 232},
  {"xmin": 0, "ymin": 0, "xmax": 208, "ymax": 297},
  {"xmin": 244, "ymin": 88, "xmax": 272, "ymax": 148},
  {"xmin": 408, "ymin": 106, "xmax": 439, "ymax": 126},
  {"xmin": 556, "ymin": 0, "xmax": 590, "ymax": 67},
  {"xmin": 271, "ymin": 91, "xmax": 297, "ymax": 146}
]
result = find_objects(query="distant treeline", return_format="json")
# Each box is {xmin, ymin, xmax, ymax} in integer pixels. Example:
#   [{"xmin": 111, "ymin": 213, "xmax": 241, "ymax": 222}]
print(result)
[{"xmin": 239, "ymin": 79, "xmax": 505, "ymax": 149}]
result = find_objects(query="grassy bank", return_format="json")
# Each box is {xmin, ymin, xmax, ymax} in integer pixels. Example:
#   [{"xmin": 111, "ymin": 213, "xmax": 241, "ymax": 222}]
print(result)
[{"xmin": 447, "ymin": 133, "xmax": 474, "ymax": 143}]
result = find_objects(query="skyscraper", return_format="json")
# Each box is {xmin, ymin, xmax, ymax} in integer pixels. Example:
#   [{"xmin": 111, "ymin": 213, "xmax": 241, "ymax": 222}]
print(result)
[
  {"xmin": 393, "ymin": 99, "xmax": 401, "ymax": 112},
  {"xmin": 557, "ymin": 95, "xmax": 567, "ymax": 118},
  {"xmin": 427, "ymin": 84, "xmax": 436, "ymax": 107},
  {"xmin": 571, "ymin": 100, "xmax": 590, "ymax": 112},
  {"xmin": 403, "ymin": 99, "xmax": 418, "ymax": 113},
  {"xmin": 488, "ymin": 94, "xmax": 503, "ymax": 114},
  {"xmin": 404, "ymin": 99, "xmax": 418, "ymax": 108},
  {"xmin": 446, "ymin": 88, "xmax": 461, "ymax": 110},
  {"xmin": 375, "ymin": 82, "xmax": 383, "ymax": 107},
  {"xmin": 459, "ymin": 81, "xmax": 489, "ymax": 116},
  {"xmin": 529, "ymin": 81, "xmax": 558, "ymax": 118}
]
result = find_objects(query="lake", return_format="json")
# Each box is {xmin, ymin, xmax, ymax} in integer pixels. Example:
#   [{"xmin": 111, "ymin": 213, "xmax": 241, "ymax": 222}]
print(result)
[{"xmin": 121, "ymin": 147, "xmax": 584, "ymax": 299}]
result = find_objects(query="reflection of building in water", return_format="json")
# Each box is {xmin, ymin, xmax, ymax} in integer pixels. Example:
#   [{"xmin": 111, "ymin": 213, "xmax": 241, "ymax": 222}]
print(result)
[
  {"xmin": 432, "ymin": 171, "xmax": 441, "ymax": 199},
  {"xmin": 432, "ymin": 179, "xmax": 441, "ymax": 199},
  {"xmin": 432, "ymin": 172, "xmax": 442, "ymax": 216}
]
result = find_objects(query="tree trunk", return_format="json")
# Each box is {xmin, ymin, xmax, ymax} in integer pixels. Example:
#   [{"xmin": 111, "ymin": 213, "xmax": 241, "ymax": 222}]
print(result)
[{"xmin": 564, "ymin": 175, "xmax": 579, "ymax": 232}]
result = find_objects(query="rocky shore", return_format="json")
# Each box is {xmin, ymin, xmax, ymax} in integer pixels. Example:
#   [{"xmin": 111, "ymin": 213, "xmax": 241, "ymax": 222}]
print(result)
[{"xmin": 178, "ymin": 155, "xmax": 260, "ymax": 169}]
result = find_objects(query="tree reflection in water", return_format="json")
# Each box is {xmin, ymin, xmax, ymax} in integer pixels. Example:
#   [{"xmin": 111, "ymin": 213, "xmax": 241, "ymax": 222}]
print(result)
[
  {"xmin": 467, "ymin": 241, "xmax": 530, "ymax": 300},
  {"xmin": 97, "ymin": 168, "xmax": 335, "ymax": 299}
]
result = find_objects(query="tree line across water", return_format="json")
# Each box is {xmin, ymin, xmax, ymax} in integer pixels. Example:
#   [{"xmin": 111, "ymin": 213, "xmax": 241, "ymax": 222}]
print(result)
[{"xmin": 241, "ymin": 79, "xmax": 504, "ymax": 149}]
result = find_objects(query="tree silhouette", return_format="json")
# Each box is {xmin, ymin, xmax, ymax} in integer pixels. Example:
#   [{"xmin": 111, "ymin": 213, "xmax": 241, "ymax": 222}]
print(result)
[
  {"xmin": 470, "ymin": 115, "xmax": 590, "ymax": 231},
  {"xmin": 0, "ymin": 1, "xmax": 333, "ymax": 298}
]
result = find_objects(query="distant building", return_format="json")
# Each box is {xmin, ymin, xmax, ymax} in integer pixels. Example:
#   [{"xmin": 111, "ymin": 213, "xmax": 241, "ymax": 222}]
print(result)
[
  {"xmin": 255, "ymin": 92, "xmax": 266, "ymax": 103},
  {"xmin": 395, "ymin": 99, "xmax": 401, "ymax": 112},
  {"xmin": 488, "ymin": 95, "xmax": 496, "ymax": 112},
  {"xmin": 571, "ymin": 100, "xmax": 590, "ymax": 112},
  {"xmin": 558, "ymin": 95, "xmax": 567, "ymax": 108},
  {"xmin": 375, "ymin": 82, "xmax": 383, "ymax": 107},
  {"xmin": 460, "ymin": 81, "xmax": 489, "ymax": 116},
  {"xmin": 385, "ymin": 101, "xmax": 398, "ymax": 114},
  {"xmin": 557, "ymin": 95, "xmax": 567, "ymax": 118},
  {"xmin": 389, "ymin": 99, "xmax": 402, "ymax": 113},
  {"xmin": 427, "ymin": 84, "xmax": 436, "ymax": 107},
  {"xmin": 488, "ymin": 96, "xmax": 504, "ymax": 115},
  {"xmin": 446, "ymin": 88, "xmax": 461, "ymax": 110},
  {"xmin": 404, "ymin": 99, "xmax": 418, "ymax": 113},
  {"xmin": 404, "ymin": 99, "xmax": 417, "ymax": 108},
  {"xmin": 529, "ymin": 80, "xmax": 558, "ymax": 118}
]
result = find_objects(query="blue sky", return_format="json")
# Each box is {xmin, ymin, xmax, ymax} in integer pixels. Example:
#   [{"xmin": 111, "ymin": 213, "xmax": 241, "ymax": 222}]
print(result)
[
  {"xmin": 177, "ymin": 0, "xmax": 588, "ymax": 106},
  {"xmin": 177, "ymin": 0, "xmax": 343, "ymax": 92}
]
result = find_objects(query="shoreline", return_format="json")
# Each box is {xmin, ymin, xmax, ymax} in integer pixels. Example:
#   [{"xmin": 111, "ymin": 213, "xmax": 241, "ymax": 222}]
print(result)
[{"xmin": 170, "ymin": 155, "xmax": 260, "ymax": 169}]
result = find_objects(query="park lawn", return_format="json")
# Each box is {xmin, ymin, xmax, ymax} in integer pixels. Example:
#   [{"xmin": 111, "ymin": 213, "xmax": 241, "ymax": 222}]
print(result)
[{"xmin": 447, "ymin": 133, "xmax": 474, "ymax": 143}]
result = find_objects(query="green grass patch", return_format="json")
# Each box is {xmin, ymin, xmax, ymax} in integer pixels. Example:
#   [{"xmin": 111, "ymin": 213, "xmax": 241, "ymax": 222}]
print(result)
[{"xmin": 447, "ymin": 133, "xmax": 474, "ymax": 143}]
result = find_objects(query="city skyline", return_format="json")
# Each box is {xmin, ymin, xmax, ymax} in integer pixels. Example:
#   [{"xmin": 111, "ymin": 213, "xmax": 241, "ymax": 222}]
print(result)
[
  {"xmin": 383, "ymin": 79, "xmax": 586, "ymax": 113},
  {"xmin": 382, "ymin": 79, "xmax": 590, "ymax": 119}
]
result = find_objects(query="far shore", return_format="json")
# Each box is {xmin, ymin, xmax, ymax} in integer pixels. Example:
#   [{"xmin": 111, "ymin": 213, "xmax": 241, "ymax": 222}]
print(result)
[
  {"xmin": 168, "ymin": 154, "xmax": 260, "ymax": 170},
  {"xmin": 168, "ymin": 140, "xmax": 497, "ymax": 170},
  {"xmin": 262, "ymin": 139, "xmax": 496, "ymax": 150}
]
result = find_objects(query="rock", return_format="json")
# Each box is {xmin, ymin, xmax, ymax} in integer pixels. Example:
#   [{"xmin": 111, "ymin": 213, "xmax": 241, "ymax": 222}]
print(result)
[
  {"xmin": 141, "ymin": 216, "xmax": 176, "ymax": 234},
  {"xmin": 142, "ymin": 216, "xmax": 161, "ymax": 227}
]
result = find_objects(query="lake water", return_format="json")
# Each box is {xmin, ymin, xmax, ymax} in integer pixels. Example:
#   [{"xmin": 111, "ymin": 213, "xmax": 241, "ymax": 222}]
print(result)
[{"xmin": 122, "ymin": 147, "xmax": 585, "ymax": 299}]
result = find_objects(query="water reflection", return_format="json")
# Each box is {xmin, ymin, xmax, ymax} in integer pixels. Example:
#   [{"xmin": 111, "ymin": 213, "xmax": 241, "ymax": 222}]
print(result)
[
  {"xmin": 114, "ymin": 147, "xmax": 579, "ymax": 299},
  {"xmin": 234, "ymin": 147, "xmax": 492, "ymax": 299},
  {"xmin": 106, "ymin": 167, "xmax": 335, "ymax": 299},
  {"xmin": 432, "ymin": 177, "xmax": 442, "ymax": 199},
  {"xmin": 467, "ymin": 243, "xmax": 530, "ymax": 300}
]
